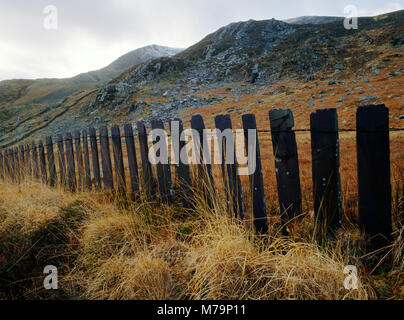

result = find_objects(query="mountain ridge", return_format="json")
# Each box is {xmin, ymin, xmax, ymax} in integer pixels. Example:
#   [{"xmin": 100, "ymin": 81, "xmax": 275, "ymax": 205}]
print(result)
[
  {"xmin": 0, "ymin": 10, "xmax": 403, "ymax": 147},
  {"xmin": 0, "ymin": 44, "xmax": 182, "ymax": 107}
]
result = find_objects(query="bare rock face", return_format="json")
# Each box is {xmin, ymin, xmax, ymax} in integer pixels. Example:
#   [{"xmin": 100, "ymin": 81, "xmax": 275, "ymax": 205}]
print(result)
[{"xmin": 86, "ymin": 83, "xmax": 134, "ymax": 113}]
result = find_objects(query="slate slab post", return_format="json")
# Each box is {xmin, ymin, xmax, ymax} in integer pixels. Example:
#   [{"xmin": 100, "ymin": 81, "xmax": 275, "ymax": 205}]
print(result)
[
  {"xmin": 38, "ymin": 141, "xmax": 47, "ymax": 183},
  {"xmin": 269, "ymin": 109, "xmax": 302, "ymax": 234},
  {"xmin": 310, "ymin": 108, "xmax": 342, "ymax": 241},
  {"xmin": 57, "ymin": 135, "xmax": 67, "ymax": 186},
  {"xmin": 191, "ymin": 115, "xmax": 215, "ymax": 206},
  {"xmin": 65, "ymin": 133, "xmax": 77, "ymax": 192},
  {"xmin": 89, "ymin": 127, "xmax": 101, "ymax": 190},
  {"xmin": 357, "ymin": 105, "xmax": 392, "ymax": 250},
  {"xmin": 31, "ymin": 142, "xmax": 40, "ymax": 180},
  {"xmin": 111, "ymin": 125, "xmax": 126, "ymax": 193},
  {"xmin": 74, "ymin": 130, "xmax": 84, "ymax": 190},
  {"xmin": 46, "ymin": 136, "xmax": 57, "ymax": 186},
  {"xmin": 124, "ymin": 124, "xmax": 140, "ymax": 195},
  {"xmin": 137, "ymin": 121, "xmax": 156, "ymax": 199},
  {"xmin": 215, "ymin": 114, "xmax": 245, "ymax": 219},
  {"xmin": 82, "ymin": 130, "xmax": 92, "ymax": 190},
  {"xmin": 99, "ymin": 126, "xmax": 114, "ymax": 191},
  {"xmin": 242, "ymin": 114, "xmax": 268, "ymax": 234},
  {"xmin": 170, "ymin": 119, "xmax": 193, "ymax": 209},
  {"xmin": 151, "ymin": 120, "xmax": 173, "ymax": 204}
]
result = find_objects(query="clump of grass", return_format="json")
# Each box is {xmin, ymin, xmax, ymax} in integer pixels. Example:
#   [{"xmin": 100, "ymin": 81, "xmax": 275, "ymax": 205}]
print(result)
[{"xmin": 0, "ymin": 176, "xmax": 401, "ymax": 300}]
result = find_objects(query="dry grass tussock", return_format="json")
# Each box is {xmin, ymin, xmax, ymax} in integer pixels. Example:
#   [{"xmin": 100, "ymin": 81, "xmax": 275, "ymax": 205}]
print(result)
[{"xmin": 0, "ymin": 177, "xmax": 401, "ymax": 300}]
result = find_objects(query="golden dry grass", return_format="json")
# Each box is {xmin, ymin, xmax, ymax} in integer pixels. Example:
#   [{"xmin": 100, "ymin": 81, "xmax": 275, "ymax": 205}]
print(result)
[{"xmin": 0, "ymin": 174, "xmax": 402, "ymax": 300}]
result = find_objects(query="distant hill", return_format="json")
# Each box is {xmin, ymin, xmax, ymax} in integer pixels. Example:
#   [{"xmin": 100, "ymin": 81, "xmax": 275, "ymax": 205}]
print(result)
[
  {"xmin": 0, "ymin": 45, "xmax": 183, "ymax": 107},
  {"xmin": 70, "ymin": 45, "xmax": 183, "ymax": 84}
]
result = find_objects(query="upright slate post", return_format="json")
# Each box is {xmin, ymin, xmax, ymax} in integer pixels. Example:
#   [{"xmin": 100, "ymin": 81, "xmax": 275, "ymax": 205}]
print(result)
[
  {"xmin": 25, "ymin": 144, "xmax": 32, "ymax": 177},
  {"xmin": 74, "ymin": 130, "xmax": 84, "ymax": 190},
  {"xmin": 65, "ymin": 133, "xmax": 77, "ymax": 192},
  {"xmin": 3, "ymin": 150, "xmax": 9, "ymax": 178},
  {"xmin": 124, "ymin": 124, "xmax": 140, "ymax": 195},
  {"xmin": 0, "ymin": 151, "xmax": 3, "ymax": 179},
  {"xmin": 357, "ymin": 105, "xmax": 392, "ymax": 249},
  {"xmin": 170, "ymin": 119, "xmax": 193, "ymax": 209},
  {"xmin": 89, "ymin": 127, "xmax": 101, "ymax": 190},
  {"xmin": 310, "ymin": 109, "xmax": 342, "ymax": 240},
  {"xmin": 38, "ymin": 141, "xmax": 47, "ymax": 183},
  {"xmin": 57, "ymin": 134, "xmax": 67, "ymax": 186},
  {"xmin": 215, "ymin": 114, "xmax": 245, "ymax": 219},
  {"xmin": 242, "ymin": 114, "xmax": 268, "ymax": 234},
  {"xmin": 99, "ymin": 126, "xmax": 114, "ymax": 191},
  {"xmin": 14, "ymin": 147, "xmax": 20, "ymax": 182},
  {"xmin": 82, "ymin": 130, "xmax": 92, "ymax": 190},
  {"xmin": 269, "ymin": 109, "xmax": 302, "ymax": 233},
  {"xmin": 10, "ymin": 148, "xmax": 17, "ymax": 181},
  {"xmin": 31, "ymin": 142, "xmax": 40, "ymax": 179},
  {"xmin": 151, "ymin": 120, "xmax": 173, "ymax": 204},
  {"xmin": 111, "ymin": 125, "xmax": 126, "ymax": 193},
  {"xmin": 19, "ymin": 145, "xmax": 25, "ymax": 179},
  {"xmin": 137, "ymin": 121, "xmax": 156, "ymax": 198},
  {"xmin": 46, "ymin": 136, "xmax": 57, "ymax": 187},
  {"xmin": 191, "ymin": 115, "xmax": 215, "ymax": 205}
]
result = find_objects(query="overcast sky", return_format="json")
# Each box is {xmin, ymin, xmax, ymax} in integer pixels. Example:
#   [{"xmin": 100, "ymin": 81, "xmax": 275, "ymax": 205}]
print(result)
[{"xmin": 0, "ymin": 0, "xmax": 403, "ymax": 81}]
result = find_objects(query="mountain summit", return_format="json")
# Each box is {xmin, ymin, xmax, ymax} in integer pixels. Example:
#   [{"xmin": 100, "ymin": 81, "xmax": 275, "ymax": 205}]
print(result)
[{"xmin": 71, "ymin": 45, "xmax": 183, "ymax": 84}]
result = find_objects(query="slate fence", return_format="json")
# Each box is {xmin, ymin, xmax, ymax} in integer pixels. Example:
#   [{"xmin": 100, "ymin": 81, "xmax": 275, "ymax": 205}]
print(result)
[{"xmin": 0, "ymin": 104, "xmax": 398, "ymax": 249}]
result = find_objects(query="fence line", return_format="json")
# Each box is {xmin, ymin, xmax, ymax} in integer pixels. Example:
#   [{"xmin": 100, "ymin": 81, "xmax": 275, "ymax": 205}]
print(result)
[{"xmin": 0, "ymin": 104, "xmax": 400, "ymax": 250}]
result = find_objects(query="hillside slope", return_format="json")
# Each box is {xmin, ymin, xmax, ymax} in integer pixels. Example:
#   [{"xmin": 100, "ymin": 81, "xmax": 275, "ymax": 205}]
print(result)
[
  {"xmin": 0, "ymin": 11, "xmax": 403, "ymax": 148},
  {"xmin": 0, "ymin": 45, "xmax": 182, "ymax": 145}
]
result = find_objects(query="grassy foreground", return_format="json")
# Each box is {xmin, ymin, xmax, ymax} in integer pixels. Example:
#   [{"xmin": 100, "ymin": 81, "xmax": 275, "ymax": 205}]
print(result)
[{"xmin": 0, "ymin": 178, "xmax": 402, "ymax": 300}]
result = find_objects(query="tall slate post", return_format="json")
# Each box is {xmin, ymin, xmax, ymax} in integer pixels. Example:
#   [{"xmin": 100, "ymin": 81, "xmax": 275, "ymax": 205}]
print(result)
[
  {"xmin": 357, "ymin": 105, "xmax": 392, "ymax": 250},
  {"xmin": 269, "ymin": 109, "xmax": 302, "ymax": 234}
]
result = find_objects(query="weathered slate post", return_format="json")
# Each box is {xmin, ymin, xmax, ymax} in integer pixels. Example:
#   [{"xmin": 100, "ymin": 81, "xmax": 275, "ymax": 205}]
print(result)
[
  {"xmin": 6, "ymin": 149, "xmax": 13, "ymax": 179},
  {"xmin": 31, "ymin": 142, "xmax": 40, "ymax": 179},
  {"xmin": 0, "ymin": 151, "xmax": 3, "ymax": 179},
  {"xmin": 65, "ymin": 133, "xmax": 77, "ymax": 192},
  {"xmin": 89, "ymin": 127, "xmax": 101, "ymax": 190},
  {"xmin": 38, "ymin": 141, "xmax": 47, "ymax": 183},
  {"xmin": 269, "ymin": 109, "xmax": 302, "ymax": 233},
  {"xmin": 7, "ymin": 150, "xmax": 13, "ymax": 181},
  {"xmin": 19, "ymin": 145, "xmax": 25, "ymax": 179},
  {"xmin": 242, "ymin": 114, "xmax": 268, "ymax": 234},
  {"xmin": 74, "ymin": 130, "xmax": 84, "ymax": 190},
  {"xmin": 82, "ymin": 130, "xmax": 92, "ymax": 190},
  {"xmin": 310, "ymin": 109, "xmax": 342, "ymax": 240},
  {"xmin": 124, "ymin": 124, "xmax": 140, "ymax": 195},
  {"xmin": 357, "ymin": 105, "xmax": 392, "ymax": 249},
  {"xmin": 215, "ymin": 114, "xmax": 245, "ymax": 219},
  {"xmin": 151, "ymin": 120, "xmax": 173, "ymax": 204},
  {"xmin": 191, "ymin": 115, "xmax": 215, "ymax": 205},
  {"xmin": 99, "ymin": 126, "xmax": 114, "ymax": 191},
  {"xmin": 46, "ymin": 136, "xmax": 57, "ymax": 187},
  {"xmin": 170, "ymin": 119, "xmax": 193, "ymax": 209},
  {"xmin": 8, "ymin": 149, "xmax": 14, "ymax": 179},
  {"xmin": 111, "ymin": 125, "xmax": 126, "ymax": 193},
  {"xmin": 4, "ymin": 150, "xmax": 10, "ymax": 179},
  {"xmin": 25, "ymin": 144, "xmax": 32, "ymax": 177},
  {"xmin": 57, "ymin": 134, "xmax": 67, "ymax": 186},
  {"xmin": 14, "ymin": 147, "xmax": 21, "ymax": 182},
  {"xmin": 137, "ymin": 121, "xmax": 156, "ymax": 198}
]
